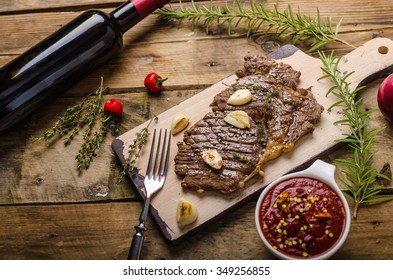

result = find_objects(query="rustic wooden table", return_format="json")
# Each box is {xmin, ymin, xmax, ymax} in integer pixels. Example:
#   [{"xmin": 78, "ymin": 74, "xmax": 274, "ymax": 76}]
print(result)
[{"xmin": 1, "ymin": 0, "xmax": 393, "ymax": 260}]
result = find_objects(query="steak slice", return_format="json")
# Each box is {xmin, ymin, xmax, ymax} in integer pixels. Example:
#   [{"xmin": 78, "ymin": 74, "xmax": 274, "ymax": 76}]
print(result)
[
  {"xmin": 235, "ymin": 55, "xmax": 301, "ymax": 90},
  {"xmin": 174, "ymin": 111, "xmax": 261, "ymax": 194},
  {"xmin": 175, "ymin": 55, "xmax": 324, "ymax": 193},
  {"xmin": 211, "ymin": 75, "xmax": 323, "ymax": 156}
]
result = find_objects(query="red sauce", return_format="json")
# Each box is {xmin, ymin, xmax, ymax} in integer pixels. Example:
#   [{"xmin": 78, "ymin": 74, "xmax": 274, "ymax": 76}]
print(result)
[{"xmin": 259, "ymin": 177, "xmax": 346, "ymax": 258}]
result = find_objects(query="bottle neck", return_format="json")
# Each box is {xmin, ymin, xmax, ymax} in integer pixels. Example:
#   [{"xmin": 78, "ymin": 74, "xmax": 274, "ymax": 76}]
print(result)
[{"xmin": 111, "ymin": 0, "xmax": 171, "ymax": 33}]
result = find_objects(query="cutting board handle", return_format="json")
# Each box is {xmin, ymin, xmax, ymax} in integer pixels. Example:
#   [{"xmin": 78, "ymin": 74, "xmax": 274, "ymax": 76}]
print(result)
[
  {"xmin": 270, "ymin": 37, "xmax": 393, "ymax": 91},
  {"xmin": 339, "ymin": 37, "xmax": 393, "ymax": 89}
]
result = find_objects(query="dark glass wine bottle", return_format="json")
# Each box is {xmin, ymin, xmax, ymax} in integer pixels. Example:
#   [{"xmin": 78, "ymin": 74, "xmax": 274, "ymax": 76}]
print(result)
[{"xmin": 0, "ymin": 0, "xmax": 170, "ymax": 134}]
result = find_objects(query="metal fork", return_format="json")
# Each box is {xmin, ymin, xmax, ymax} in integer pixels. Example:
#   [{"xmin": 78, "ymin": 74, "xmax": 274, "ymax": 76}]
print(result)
[{"xmin": 128, "ymin": 128, "xmax": 171, "ymax": 260}]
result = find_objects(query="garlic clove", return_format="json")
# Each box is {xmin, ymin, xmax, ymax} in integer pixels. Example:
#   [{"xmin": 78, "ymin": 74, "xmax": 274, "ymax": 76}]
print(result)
[
  {"xmin": 227, "ymin": 89, "xmax": 252, "ymax": 105},
  {"xmin": 201, "ymin": 149, "xmax": 223, "ymax": 170},
  {"xmin": 177, "ymin": 199, "xmax": 198, "ymax": 229},
  {"xmin": 224, "ymin": 110, "xmax": 251, "ymax": 129},
  {"xmin": 171, "ymin": 115, "xmax": 190, "ymax": 135}
]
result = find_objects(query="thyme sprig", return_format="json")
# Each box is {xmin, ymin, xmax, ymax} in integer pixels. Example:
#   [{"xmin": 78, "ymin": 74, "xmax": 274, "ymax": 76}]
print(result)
[
  {"xmin": 319, "ymin": 52, "xmax": 391, "ymax": 219},
  {"xmin": 115, "ymin": 116, "xmax": 158, "ymax": 184},
  {"xmin": 156, "ymin": 0, "xmax": 355, "ymax": 52},
  {"xmin": 233, "ymin": 152, "xmax": 252, "ymax": 165},
  {"xmin": 31, "ymin": 78, "xmax": 121, "ymax": 173}
]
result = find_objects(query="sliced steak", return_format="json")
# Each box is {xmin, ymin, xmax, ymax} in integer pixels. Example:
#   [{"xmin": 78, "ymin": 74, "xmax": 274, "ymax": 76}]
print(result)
[
  {"xmin": 235, "ymin": 55, "xmax": 301, "ymax": 90},
  {"xmin": 175, "ymin": 55, "xmax": 323, "ymax": 193},
  {"xmin": 211, "ymin": 75, "xmax": 323, "ymax": 155},
  {"xmin": 174, "ymin": 111, "xmax": 261, "ymax": 194}
]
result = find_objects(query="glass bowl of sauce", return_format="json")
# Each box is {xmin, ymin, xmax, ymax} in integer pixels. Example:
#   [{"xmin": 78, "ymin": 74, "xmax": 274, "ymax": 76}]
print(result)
[{"xmin": 255, "ymin": 160, "xmax": 351, "ymax": 259}]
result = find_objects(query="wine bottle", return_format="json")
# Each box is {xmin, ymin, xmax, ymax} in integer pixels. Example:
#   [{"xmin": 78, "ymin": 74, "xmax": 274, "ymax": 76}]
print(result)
[{"xmin": 0, "ymin": 0, "xmax": 171, "ymax": 134}]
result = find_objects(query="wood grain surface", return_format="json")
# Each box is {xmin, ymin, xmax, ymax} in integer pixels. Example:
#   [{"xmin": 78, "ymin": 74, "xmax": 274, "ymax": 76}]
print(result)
[{"xmin": 1, "ymin": 0, "xmax": 393, "ymax": 260}]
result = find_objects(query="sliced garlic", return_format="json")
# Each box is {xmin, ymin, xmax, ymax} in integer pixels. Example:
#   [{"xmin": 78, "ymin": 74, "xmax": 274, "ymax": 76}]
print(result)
[
  {"xmin": 201, "ymin": 149, "xmax": 223, "ymax": 170},
  {"xmin": 227, "ymin": 89, "xmax": 252, "ymax": 105},
  {"xmin": 171, "ymin": 115, "xmax": 189, "ymax": 135},
  {"xmin": 224, "ymin": 110, "xmax": 251, "ymax": 129},
  {"xmin": 177, "ymin": 199, "xmax": 198, "ymax": 229}
]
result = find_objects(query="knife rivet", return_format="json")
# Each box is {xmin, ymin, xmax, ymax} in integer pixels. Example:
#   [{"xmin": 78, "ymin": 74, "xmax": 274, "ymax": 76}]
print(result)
[{"xmin": 378, "ymin": 46, "xmax": 389, "ymax": 55}]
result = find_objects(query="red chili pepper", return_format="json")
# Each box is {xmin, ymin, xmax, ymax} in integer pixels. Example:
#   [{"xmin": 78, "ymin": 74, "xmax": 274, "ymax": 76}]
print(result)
[
  {"xmin": 144, "ymin": 72, "xmax": 168, "ymax": 93},
  {"xmin": 103, "ymin": 99, "xmax": 123, "ymax": 118}
]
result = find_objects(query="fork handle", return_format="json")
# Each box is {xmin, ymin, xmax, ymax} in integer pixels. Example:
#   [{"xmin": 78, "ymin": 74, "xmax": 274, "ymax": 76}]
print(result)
[
  {"xmin": 128, "ymin": 230, "xmax": 144, "ymax": 260},
  {"xmin": 128, "ymin": 196, "xmax": 151, "ymax": 260}
]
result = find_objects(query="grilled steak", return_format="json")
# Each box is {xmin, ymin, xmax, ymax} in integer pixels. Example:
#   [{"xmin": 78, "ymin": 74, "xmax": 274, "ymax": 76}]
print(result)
[
  {"xmin": 174, "ymin": 55, "xmax": 324, "ymax": 194},
  {"xmin": 175, "ymin": 111, "xmax": 261, "ymax": 193},
  {"xmin": 211, "ymin": 75, "xmax": 323, "ymax": 153},
  {"xmin": 235, "ymin": 55, "xmax": 301, "ymax": 90}
]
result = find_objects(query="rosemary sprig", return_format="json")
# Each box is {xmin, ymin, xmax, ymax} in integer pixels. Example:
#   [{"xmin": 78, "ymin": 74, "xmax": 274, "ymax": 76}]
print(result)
[
  {"xmin": 156, "ymin": 0, "xmax": 355, "ymax": 52},
  {"xmin": 115, "ymin": 116, "xmax": 158, "ymax": 184},
  {"xmin": 31, "ymin": 78, "xmax": 121, "ymax": 173},
  {"xmin": 319, "ymin": 51, "xmax": 391, "ymax": 219}
]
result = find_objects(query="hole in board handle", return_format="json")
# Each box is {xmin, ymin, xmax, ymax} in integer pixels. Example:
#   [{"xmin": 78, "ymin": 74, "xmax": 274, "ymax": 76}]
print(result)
[{"xmin": 378, "ymin": 46, "xmax": 389, "ymax": 54}]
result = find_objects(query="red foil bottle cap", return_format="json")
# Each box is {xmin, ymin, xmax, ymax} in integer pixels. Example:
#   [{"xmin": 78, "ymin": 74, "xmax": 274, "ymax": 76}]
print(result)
[{"xmin": 131, "ymin": 0, "xmax": 171, "ymax": 19}]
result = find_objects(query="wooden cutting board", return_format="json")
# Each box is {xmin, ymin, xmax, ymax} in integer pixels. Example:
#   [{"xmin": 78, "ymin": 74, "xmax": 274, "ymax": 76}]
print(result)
[{"xmin": 112, "ymin": 37, "xmax": 393, "ymax": 244}]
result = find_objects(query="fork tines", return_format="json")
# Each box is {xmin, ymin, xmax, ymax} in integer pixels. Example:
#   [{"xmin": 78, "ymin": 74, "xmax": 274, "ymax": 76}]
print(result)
[{"xmin": 145, "ymin": 128, "xmax": 171, "ymax": 180}]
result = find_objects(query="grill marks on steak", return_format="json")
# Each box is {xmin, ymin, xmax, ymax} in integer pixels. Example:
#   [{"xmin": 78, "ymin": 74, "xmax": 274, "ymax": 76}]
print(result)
[
  {"xmin": 174, "ymin": 55, "xmax": 324, "ymax": 194},
  {"xmin": 175, "ymin": 111, "xmax": 261, "ymax": 193}
]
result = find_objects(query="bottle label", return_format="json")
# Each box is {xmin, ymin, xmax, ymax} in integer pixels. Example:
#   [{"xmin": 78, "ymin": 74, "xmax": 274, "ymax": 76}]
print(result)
[{"xmin": 131, "ymin": 0, "xmax": 170, "ymax": 19}]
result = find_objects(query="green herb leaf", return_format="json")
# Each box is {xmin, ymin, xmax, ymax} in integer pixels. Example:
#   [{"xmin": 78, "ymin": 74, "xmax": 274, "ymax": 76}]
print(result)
[
  {"xmin": 31, "ymin": 78, "xmax": 121, "ymax": 173},
  {"xmin": 115, "ymin": 116, "xmax": 158, "ymax": 184},
  {"xmin": 156, "ymin": 0, "xmax": 355, "ymax": 52},
  {"xmin": 319, "ymin": 51, "xmax": 389, "ymax": 219}
]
